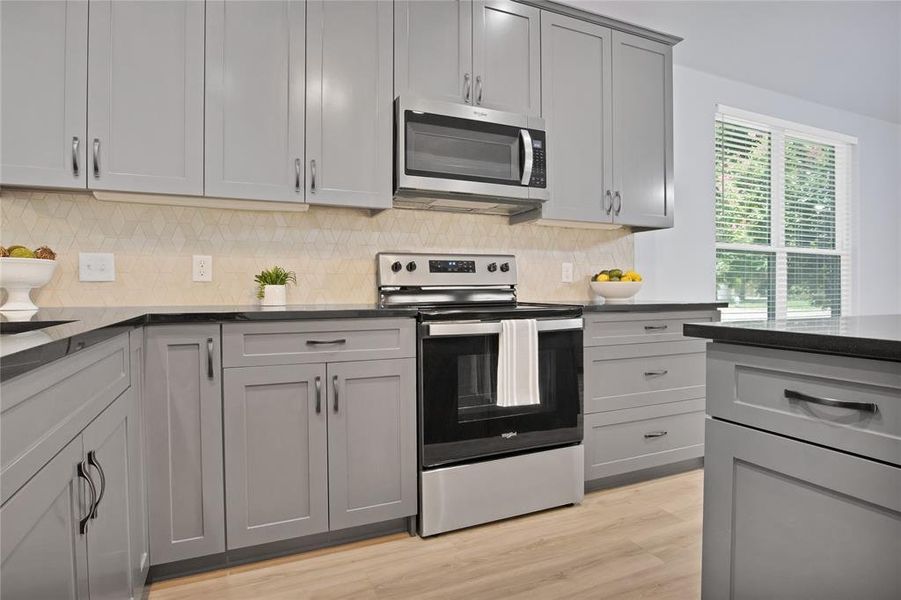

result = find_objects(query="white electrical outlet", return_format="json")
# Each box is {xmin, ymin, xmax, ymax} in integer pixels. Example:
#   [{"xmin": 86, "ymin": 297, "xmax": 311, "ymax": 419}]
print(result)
[
  {"xmin": 561, "ymin": 262, "xmax": 574, "ymax": 283},
  {"xmin": 193, "ymin": 255, "xmax": 213, "ymax": 282},
  {"xmin": 79, "ymin": 252, "xmax": 116, "ymax": 282}
]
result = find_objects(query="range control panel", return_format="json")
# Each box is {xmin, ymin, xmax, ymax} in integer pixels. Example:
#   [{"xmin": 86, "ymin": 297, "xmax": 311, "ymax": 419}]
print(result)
[{"xmin": 377, "ymin": 253, "xmax": 517, "ymax": 288}]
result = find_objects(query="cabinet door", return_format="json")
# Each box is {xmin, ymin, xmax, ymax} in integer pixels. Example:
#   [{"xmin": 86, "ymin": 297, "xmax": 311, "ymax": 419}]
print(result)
[
  {"xmin": 128, "ymin": 329, "xmax": 149, "ymax": 597},
  {"xmin": 472, "ymin": 0, "xmax": 540, "ymax": 116},
  {"xmin": 205, "ymin": 0, "xmax": 305, "ymax": 203},
  {"xmin": 144, "ymin": 325, "xmax": 224, "ymax": 564},
  {"xmin": 611, "ymin": 31, "xmax": 673, "ymax": 229},
  {"xmin": 327, "ymin": 359, "xmax": 417, "ymax": 530},
  {"xmin": 395, "ymin": 0, "xmax": 473, "ymax": 104},
  {"xmin": 224, "ymin": 364, "xmax": 329, "ymax": 549},
  {"xmin": 1, "ymin": 436, "xmax": 89, "ymax": 600},
  {"xmin": 539, "ymin": 12, "xmax": 612, "ymax": 223},
  {"xmin": 83, "ymin": 390, "xmax": 134, "ymax": 600},
  {"xmin": 88, "ymin": 0, "xmax": 204, "ymax": 195},
  {"xmin": 0, "ymin": 0, "xmax": 87, "ymax": 187},
  {"xmin": 306, "ymin": 0, "xmax": 393, "ymax": 209},
  {"xmin": 703, "ymin": 418, "xmax": 901, "ymax": 599}
]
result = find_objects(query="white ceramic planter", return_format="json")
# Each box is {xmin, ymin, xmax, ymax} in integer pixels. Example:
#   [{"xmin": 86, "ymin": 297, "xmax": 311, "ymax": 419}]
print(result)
[
  {"xmin": 261, "ymin": 284, "xmax": 287, "ymax": 306},
  {"xmin": 0, "ymin": 257, "xmax": 58, "ymax": 311}
]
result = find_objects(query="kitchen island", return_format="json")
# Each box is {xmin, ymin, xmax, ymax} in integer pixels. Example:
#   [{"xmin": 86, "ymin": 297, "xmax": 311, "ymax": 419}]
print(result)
[{"xmin": 685, "ymin": 315, "xmax": 901, "ymax": 599}]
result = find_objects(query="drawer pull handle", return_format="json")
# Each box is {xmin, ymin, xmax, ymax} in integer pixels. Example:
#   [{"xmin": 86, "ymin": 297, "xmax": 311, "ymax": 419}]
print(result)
[
  {"xmin": 644, "ymin": 431, "xmax": 668, "ymax": 439},
  {"xmin": 644, "ymin": 325, "xmax": 668, "ymax": 331},
  {"xmin": 306, "ymin": 339, "xmax": 346, "ymax": 346},
  {"xmin": 784, "ymin": 389, "xmax": 878, "ymax": 414},
  {"xmin": 644, "ymin": 370, "xmax": 669, "ymax": 377}
]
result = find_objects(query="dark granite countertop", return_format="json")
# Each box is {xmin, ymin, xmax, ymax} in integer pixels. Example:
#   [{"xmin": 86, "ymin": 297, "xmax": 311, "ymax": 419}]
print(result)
[
  {"xmin": 0, "ymin": 305, "xmax": 418, "ymax": 381},
  {"xmin": 684, "ymin": 315, "xmax": 901, "ymax": 362},
  {"xmin": 547, "ymin": 300, "xmax": 727, "ymax": 313}
]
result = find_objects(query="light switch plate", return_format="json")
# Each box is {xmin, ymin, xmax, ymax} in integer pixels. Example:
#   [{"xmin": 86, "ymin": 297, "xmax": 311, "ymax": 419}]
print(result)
[
  {"xmin": 79, "ymin": 252, "xmax": 115, "ymax": 282},
  {"xmin": 192, "ymin": 255, "xmax": 212, "ymax": 282},
  {"xmin": 561, "ymin": 262, "xmax": 573, "ymax": 283}
]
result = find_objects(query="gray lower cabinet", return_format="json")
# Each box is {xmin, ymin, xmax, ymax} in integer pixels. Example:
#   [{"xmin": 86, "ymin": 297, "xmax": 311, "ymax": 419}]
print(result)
[
  {"xmin": 394, "ymin": 0, "xmax": 473, "ymax": 104},
  {"xmin": 1, "ymin": 435, "xmax": 88, "ymax": 600},
  {"xmin": 703, "ymin": 417, "xmax": 901, "ymax": 599},
  {"xmin": 205, "ymin": 0, "xmax": 306, "ymax": 203},
  {"xmin": 128, "ymin": 329, "xmax": 150, "ymax": 597},
  {"xmin": 144, "ymin": 325, "xmax": 225, "ymax": 565},
  {"xmin": 0, "ymin": 0, "xmax": 88, "ymax": 188},
  {"xmin": 305, "ymin": 0, "xmax": 393, "ymax": 209},
  {"xmin": 224, "ymin": 364, "xmax": 329, "ymax": 549},
  {"xmin": 88, "ymin": 0, "xmax": 204, "ymax": 195},
  {"xmin": 610, "ymin": 31, "xmax": 673, "ymax": 229},
  {"xmin": 327, "ymin": 359, "xmax": 417, "ymax": 530},
  {"xmin": 539, "ymin": 11, "xmax": 613, "ymax": 224}
]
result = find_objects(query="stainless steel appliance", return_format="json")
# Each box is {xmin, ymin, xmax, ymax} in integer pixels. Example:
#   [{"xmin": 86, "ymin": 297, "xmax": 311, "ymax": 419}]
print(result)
[
  {"xmin": 377, "ymin": 252, "xmax": 584, "ymax": 536},
  {"xmin": 394, "ymin": 97, "xmax": 548, "ymax": 216}
]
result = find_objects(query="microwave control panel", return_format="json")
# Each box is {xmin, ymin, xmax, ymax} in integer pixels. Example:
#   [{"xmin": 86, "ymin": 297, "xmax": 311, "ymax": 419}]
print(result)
[{"xmin": 528, "ymin": 131, "xmax": 546, "ymax": 188}]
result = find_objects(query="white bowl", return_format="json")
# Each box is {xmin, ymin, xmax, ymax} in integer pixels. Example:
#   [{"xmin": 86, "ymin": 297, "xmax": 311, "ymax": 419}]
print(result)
[
  {"xmin": 589, "ymin": 280, "xmax": 643, "ymax": 304},
  {"xmin": 0, "ymin": 257, "xmax": 58, "ymax": 311}
]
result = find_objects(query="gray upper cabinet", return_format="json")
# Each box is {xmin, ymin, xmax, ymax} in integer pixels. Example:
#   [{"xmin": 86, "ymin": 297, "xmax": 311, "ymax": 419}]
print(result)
[
  {"xmin": 83, "ymin": 389, "xmax": 135, "ymax": 600},
  {"xmin": 224, "ymin": 364, "xmax": 329, "ymax": 549},
  {"xmin": 539, "ymin": 12, "xmax": 613, "ymax": 223},
  {"xmin": 611, "ymin": 31, "xmax": 673, "ymax": 229},
  {"xmin": 395, "ymin": 0, "xmax": 473, "ymax": 104},
  {"xmin": 144, "ymin": 325, "xmax": 225, "ymax": 565},
  {"xmin": 327, "ymin": 358, "xmax": 417, "ymax": 531},
  {"xmin": 87, "ymin": 0, "xmax": 204, "ymax": 195},
  {"xmin": 1, "ymin": 436, "xmax": 88, "ymax": 600},
  {"xmin": 306, "ymin": 0, "xmax": 393, "ymax": 209},
  {"xmin": 0, "ymin": 0, "xmax": 88, "ymax": 188},
  {"xmin": 205, "ymin": 0, "xmax": 305, "ymax": 203},
  {"xmin": 472, "ymin": 0, "xmax": 541, "ymax": 117}
]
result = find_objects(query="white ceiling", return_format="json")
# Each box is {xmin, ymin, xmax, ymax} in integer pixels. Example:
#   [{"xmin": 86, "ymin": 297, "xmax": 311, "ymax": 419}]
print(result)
[{"xmin": 562, "ymin": 1, "xmax": 901, "ymax": 124}]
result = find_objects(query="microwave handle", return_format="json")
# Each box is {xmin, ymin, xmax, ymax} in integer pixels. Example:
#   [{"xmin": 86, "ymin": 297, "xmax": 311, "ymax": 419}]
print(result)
[{"xmin": 519, "ymin": 129, "xmax": 533, "ymax": 185}]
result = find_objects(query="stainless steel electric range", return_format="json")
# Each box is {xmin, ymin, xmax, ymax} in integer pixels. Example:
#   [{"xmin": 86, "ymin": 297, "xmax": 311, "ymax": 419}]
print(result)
[{"xmin": 377, "ymin": 252, "xmax": 584, "ymax": 536}]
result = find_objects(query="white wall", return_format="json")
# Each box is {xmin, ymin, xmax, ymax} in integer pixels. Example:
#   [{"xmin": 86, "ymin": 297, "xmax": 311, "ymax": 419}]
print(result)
[{"xmin": 632, "ymin": 65, "xmax": 901, "ymax": 315}]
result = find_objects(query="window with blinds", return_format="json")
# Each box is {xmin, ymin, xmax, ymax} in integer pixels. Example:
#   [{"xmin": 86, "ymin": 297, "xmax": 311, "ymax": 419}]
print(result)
[{"xmin": 715, "ymin": 107, "xmax": 853, "ymax": 321}]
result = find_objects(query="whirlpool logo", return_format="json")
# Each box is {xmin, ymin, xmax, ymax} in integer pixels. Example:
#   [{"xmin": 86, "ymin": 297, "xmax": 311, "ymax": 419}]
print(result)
[{"xmin": 501, "ymin": 431, "xmax": 518, "ymax": 439}]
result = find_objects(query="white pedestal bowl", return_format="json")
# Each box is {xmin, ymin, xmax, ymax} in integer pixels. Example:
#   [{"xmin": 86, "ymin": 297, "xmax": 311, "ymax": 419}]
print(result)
[
  {"xmin": 589, "ymin": 280, "xmax": 643, "ymax": 304},
  {"xmin": 0, "ymin": 257, "xmax": 58, "ymax": 311}
]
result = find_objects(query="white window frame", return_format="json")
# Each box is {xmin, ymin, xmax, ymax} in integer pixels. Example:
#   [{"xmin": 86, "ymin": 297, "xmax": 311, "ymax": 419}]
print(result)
[{"xmin": 715, "ymin": 105, "xmax": 856, "ymax": 320}]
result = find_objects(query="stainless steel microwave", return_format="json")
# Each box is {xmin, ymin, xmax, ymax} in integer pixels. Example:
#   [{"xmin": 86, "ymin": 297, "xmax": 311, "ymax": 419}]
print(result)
[{"xmin": 394, "ymin": 97, "xmax": 548, "ymax": 215}]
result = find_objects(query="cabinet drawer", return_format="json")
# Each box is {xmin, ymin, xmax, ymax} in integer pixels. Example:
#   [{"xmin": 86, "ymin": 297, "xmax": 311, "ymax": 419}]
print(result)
[
  {"xmin": 585, "ymin": 340, "xmax": 707, "ymax": 413},
  {"xmin": 223, "ymin": 319, "xmax": 415, "ymax": 367},
  {"xmin": 1, "ymin": 333, "xmax": 130, "ymax": 504},
  {"xmin": 707, "ymin": 343, "xmax": 901, "ymax": 466},
  {"xmin": 584, "ymin": 310, "xmax": 718, "ymax": 346},
  {"xmin": 584, "ymin": 399, "xmax": 705, "ymax": 481}
]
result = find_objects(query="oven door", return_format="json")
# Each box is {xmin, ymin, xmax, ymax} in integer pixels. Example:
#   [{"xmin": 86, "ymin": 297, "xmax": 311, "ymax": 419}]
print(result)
[
  {"xmin": 420, "ymin": 318, "xmax": 583, "ymax": 469},
  {"xmin": 396, "ymin": 98, "xmax": 547, "ymax": 200}
]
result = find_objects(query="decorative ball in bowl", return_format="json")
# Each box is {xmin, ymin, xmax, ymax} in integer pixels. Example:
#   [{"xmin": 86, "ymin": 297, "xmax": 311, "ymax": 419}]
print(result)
[
  {"xmin": 1, "ymin": 245, "xmax": 58, "ymax": 311},
  {"xmin": 589, "ymin": 268, "xmax": 643, "ymax": 304}
]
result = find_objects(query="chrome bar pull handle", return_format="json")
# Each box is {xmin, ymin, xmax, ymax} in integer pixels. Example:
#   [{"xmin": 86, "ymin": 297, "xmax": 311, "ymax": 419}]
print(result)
[
  {"xmin": 86, "ymin": 450, "xmax": 105, "ymax": 519},
  {"xmin": 306, "ymin": 339, "xmax": 346, "ymax": 346},
  {"xmin": 644, "ymin": 431, "xmax": 668, "ymax": 439},
  {"xmin": 310, "ymin": 159, "xmax": 317, "ymax": 193},
  {"xmin": 72, "ymin": 137, "xmax": 80, "ymax": 176},
  {"xmin": 463, "ymin": 73, "xmax": 471, "ymax": 103},
  {"xmin": 614, "ymin": 191, "xmax": 622, "ymax": 215},
  {"xmin": 207, "ymin": 338, "xmax": 214, "ymax": 379},
  {"xmin": 644, "ymin": 370, "xmax": 669, "ymax": 377},
  {"xmin": 785, "ymin": 389, "xmax": 878, "ymax": 413},
  {"xmin": 295, "ymin": 158, "xmax": 301, "ymax": 192},
  {"xmin": 332, "ymin": 375, "xmax": 339, "ymax": 413},
  {"xmin": 92, "ymin": 138, "xmax": 101, "ymax": 178},
  {"xmin": 475, "ymin": 75, "xmax": 483, "ymax": 105},
  {"xmin": 77, "ymin": 461, "xmax": 97, "ymax": 535},
  {"xmin": 644, "ymin": 324, "xmax": 668, "ymax": 331},
  {"xmin": 315, "ymin": 376, "xmax": 322, "ymax": 414},
  {"xmin": 604, "ymin": 190, "xmax": 613, "ymax": 214}
]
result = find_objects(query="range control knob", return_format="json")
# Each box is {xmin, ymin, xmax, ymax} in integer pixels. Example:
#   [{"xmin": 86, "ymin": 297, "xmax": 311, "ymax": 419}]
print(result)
[
  {"xmin": 487, "ymin": 262, "xmax": 498, "ymax": 272},
  {"xmin": 406, "ymin": 261, "xmax": 417, "ymax": 272},
  {"xmin": 500, "ymin": 262, "xmax": 510, "ymax": 272},
  {"xmin": 391, "ymin": 261, "xmax": 403, "ymax": 273}
]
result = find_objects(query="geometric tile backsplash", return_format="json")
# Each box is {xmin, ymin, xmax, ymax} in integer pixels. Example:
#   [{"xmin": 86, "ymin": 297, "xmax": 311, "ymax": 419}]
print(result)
[{"xmin": 0, "ymin": 188, "xmax": 632, "ymax": 307}]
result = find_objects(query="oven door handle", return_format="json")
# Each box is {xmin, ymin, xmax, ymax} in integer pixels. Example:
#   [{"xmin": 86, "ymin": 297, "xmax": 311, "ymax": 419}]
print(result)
[
  {"xmin": 519, "ymin": 129, "xmax": 533, "ymax": 185},
  {"xmin": 425, "ymin": 318, "xmax": 582, "ymax": 337}
]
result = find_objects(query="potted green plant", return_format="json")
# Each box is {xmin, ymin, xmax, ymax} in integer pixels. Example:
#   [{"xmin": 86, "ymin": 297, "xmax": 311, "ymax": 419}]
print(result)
[{"xmin": 254, "ymin": 266, "xmax": 296, "ymax": 306}]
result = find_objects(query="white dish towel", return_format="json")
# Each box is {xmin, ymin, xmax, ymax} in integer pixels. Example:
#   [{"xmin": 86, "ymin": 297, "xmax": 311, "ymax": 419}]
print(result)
[{"xmin": 496, "ymin": 319, "xmax": 541, "ymax": 407}]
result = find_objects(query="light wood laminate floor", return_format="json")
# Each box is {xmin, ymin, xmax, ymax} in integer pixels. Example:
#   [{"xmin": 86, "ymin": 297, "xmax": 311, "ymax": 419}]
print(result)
[{"xmin": 149, "ymin": 469, "xmax": 703, "ymax": 600}]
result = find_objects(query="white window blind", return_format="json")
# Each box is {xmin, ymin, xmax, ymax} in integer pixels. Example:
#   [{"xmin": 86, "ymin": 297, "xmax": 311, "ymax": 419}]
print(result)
[{"xmin": 715, "ymin": 107, "xmax": 853, "ymax": 321}]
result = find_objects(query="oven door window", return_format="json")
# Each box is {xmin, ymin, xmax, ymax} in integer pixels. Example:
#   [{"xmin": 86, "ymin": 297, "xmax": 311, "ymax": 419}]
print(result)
[{"xmin": 421, "ymin": 329, "xmax": 582, "ymax": 467}]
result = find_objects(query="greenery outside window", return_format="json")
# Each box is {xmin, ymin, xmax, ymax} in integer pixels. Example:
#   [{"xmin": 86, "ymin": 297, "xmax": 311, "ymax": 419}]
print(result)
[{"xmin": 715, "ymin": 106, "xmax": 854, "ymax": 321}]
